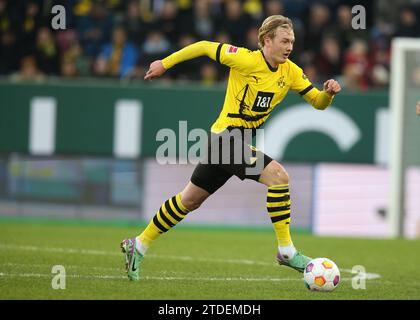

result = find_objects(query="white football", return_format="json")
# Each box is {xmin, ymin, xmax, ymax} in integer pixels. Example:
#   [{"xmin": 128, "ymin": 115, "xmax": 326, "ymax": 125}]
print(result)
[{"xmin": 303, "ymin": 257, "xmax": 340, "ymax": 292}]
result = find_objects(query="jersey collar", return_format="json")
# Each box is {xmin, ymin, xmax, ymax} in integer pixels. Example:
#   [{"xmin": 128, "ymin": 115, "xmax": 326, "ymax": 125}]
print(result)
[{"xmin": 260, "ymin": 50, "xmax": 278, "ymax": 72}]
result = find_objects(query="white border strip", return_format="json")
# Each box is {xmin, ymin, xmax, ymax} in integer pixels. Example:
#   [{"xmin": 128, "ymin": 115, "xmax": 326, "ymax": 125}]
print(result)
[
  {"xmin": 29, "ymin": 97, "xmax": 56, "ymax": 155},
  {"xmin": 113, "ymin": 100, "xmax": 142, "ymax": 158}
]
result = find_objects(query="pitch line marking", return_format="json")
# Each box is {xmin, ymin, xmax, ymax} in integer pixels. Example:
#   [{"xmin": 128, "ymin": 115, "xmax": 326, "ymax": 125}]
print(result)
[
  {"xmin": 0, "ymin": 244, "xmax": 381, "ymax": 280},
  {"xmin": 2, "ymin": 262, "xmax": 302, "ymax": 282},
  {"xmin": 0, "ymin": 270, "xmax": 366, "ymax": 283}
]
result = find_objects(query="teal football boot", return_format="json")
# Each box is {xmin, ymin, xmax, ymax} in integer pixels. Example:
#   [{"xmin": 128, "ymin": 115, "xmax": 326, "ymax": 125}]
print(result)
[
  {"xmin": 120, "ymin": 238, "xmax": 144, "ymax": 281},
  {"xmin": 276, "ymin": 251, "xmax": 312, "ymax": 273}
]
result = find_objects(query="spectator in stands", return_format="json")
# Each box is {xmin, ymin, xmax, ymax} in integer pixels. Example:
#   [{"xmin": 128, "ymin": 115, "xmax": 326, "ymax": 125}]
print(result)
[
  {"xmin": 168, "ymin": 33, "xmax": 201, "ymax": 81},
  {"xmin": 0, "ymin": 0, "xmax": 12, "ymax": 34},
  {"xmin": 10, "ymin": 55, "xmax": 44, "ymax": 82},
  {"xmin": 302, "ymin": 62, "xmax": 321, "ymax": 87},
  {"xmin": 215, "ymin": 0, "xmax": 252, "ymax": 46},
  {"xmin": 77, "ymin": 1, "xmax": 113, "ymax": 58},
  {"xmin": 0, "ymin": 0, "xmax": 413, "ymax": 89},
  {"xmin": 61, "ymin": 39, "xmax": 91, "ymax": 78},
  {"xmin": 124, "ymin": 0, "xmax": 148, "ymax": 47},
  {"xmin": 333, "ymin": 5, "xmax": 368, "ymax": 51},
  {"xmin": 155, "ymin": 0, "xmax": 181, "ymax": 44},
  {"xmin": 191, "ymin": 0, "xmax": 216, "ymax": 40},
  {"xmin": 374, "ymin": 0, "xmax": 407, "ymax": 27},
  {"xmin": 61, "ymin": 58, "xmax": 79, "ymax": 78},
  {"xmin": 94, "ymin": 26, "xmax": 138, "ymax": 78},
  {"xmin": 142, "ymin": 30, "xmax": 171, "ymax": 67},
  {"xmin": 394, "ymin": 5, "xmax": 420, "ymax": 38},
  {"xmin": 370, "ymin": 44, "xmax": 390, "ymax": 88},
  {"xmin": 245, "ymin": 25, "xmax": 260, "ymax": 51},
  {"xmin": 34, "ymin": 27, "xmax": 59, "ymax": 75},
  {"xmin": 342, "ymin": 38, "xmax": 370, "ymax": 91},
  {"xmin": 303, "ymin": 3, "xmax": 331, "ymax": 55},
  {"xmin": 282, "ymin": 0, "xmax": 308, "ymax": 20},
  {"xmin": 264, "ymin": 0, "xmax": 284, "ymax": 17},
  {"xmin": 316, "ymin": 35, "xmax": 343, "ymax": 82},
  {"xmin": 200, "ymin": 62, "xmax": 218, "ymax": 86},
  {"xmin": 243, "ymin": 0, "xmax": 263, "ymax": 21},
  {"xmin": 0, "ymin": 30, "xmax": 19, "ymax": 75},
  {"xmin": 55, "ymin": 29, "xmax": 79, "ymax": 55},
  {"xmin": 19, "ymin": 1, "xmax": 43, "ymax": 56}
]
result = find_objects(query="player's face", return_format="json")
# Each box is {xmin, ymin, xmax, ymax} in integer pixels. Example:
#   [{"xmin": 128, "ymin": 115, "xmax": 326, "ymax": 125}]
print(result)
[{"xmin": 266, "ymin": 27, "xmax": 295, "ymax": 64}]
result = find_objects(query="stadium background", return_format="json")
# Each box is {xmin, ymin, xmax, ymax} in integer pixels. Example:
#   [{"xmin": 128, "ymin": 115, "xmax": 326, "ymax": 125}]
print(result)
[{"xmin": 0, "ymin": 1, "xmax": 420, "ymax": 239}]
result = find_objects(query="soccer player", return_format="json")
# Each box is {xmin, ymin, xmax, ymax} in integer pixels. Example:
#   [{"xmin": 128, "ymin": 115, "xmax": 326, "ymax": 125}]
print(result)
[{"xmin": 121, "ymin": 15, "xmax": 341, "ymax": 280}]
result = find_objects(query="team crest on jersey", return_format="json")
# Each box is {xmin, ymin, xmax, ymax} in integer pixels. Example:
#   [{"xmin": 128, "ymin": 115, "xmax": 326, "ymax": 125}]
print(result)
[
  {"xmin": 226, "ymin": 45, "xmax": 238, "ymax": 54},
  {"xmin": 277, "ymin": 76, "xmax": 286, "ymax": 88}
]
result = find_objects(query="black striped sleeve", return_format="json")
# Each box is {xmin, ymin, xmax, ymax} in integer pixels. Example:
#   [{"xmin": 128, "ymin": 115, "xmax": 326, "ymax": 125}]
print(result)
[
  {"xmin": 216, "ymin": 43, "xmax": 223, "ymax": 64},
  {"xmin": 299, "ymin": 84, "xmax": 314, "ymax": 96}
]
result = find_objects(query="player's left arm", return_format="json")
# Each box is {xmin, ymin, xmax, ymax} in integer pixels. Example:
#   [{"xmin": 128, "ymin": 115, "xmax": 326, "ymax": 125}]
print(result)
[
  {"xmin": 304, "ymin": 79, "xmax": 341, "ymax": 110},
  {"xmin": 290, "ymin": 62, "xmax": 341, "ymax": 110}
]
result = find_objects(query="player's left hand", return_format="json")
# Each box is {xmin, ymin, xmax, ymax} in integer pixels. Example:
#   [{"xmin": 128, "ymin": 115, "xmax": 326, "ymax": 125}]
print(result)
[{"xmin": 323, "ymin": 79, "xmax": 341, "ymax": 95}]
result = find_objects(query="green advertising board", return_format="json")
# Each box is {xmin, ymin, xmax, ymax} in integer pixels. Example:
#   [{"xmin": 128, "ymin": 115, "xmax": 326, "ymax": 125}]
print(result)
[{"xmin": 0, "ymin": 80, "xmax": 389, "ymax": 163}]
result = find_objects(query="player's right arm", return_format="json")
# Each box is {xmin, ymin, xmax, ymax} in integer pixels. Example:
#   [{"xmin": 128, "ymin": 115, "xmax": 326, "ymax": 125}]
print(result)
[
  {"xmin": 144, "ymin": 41, "xmax": 255, "ymax": 80},
  {"xmin": 144, "ymin": 60, "xmax": 166, "ymax": 80}
]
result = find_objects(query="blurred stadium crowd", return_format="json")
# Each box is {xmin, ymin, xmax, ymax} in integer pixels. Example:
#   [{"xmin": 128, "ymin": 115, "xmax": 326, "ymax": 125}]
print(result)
[{"xmin": 0, "ymin": 0, "xmax": 420, "ymax": 90}]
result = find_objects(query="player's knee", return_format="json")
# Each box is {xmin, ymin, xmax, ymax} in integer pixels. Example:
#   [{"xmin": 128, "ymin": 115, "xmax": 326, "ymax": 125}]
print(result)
[
  {"xmin": 181, "ymin": 197, "xmax": 203, "ymax": 211},
  {"xmin": 265, "ymin": 161, "xmax": 289, "ymax": 186},
  {"xmin": 180, "ymin": 182, "xmax": 211, "ymax": 211}
]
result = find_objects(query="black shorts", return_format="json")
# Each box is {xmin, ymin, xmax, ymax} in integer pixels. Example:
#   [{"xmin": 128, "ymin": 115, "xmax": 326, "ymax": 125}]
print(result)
[{"xmin": 191, "ymin": 128, "xmax": 273, "ymax": 194}]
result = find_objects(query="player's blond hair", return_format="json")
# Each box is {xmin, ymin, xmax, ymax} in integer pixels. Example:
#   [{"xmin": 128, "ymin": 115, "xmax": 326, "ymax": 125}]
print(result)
[{"xmin": 258, "ymin": 15, "xmax": 293, "ymax": 49}]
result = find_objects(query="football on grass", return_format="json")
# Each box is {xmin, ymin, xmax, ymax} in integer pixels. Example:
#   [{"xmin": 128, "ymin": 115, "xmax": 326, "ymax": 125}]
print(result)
[{"xmin": 303, "ymin": 258, "xmax": 340, "ymax": 292}]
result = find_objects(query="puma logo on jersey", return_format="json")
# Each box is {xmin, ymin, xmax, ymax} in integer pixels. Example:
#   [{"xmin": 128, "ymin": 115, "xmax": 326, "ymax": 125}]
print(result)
[{"xmin": 226, "ymin": 45, "xmax": 238, "ymax": 54}]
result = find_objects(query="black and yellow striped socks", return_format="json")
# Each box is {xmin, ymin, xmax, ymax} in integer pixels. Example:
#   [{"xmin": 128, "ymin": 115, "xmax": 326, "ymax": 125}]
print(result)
[
  {"xmin": 267, "ymin": 184, "xmax": 296, "ymax": 258},
  {"xmin": 137, "ymin": 193, "xmax": 190, "ymax": 253}
]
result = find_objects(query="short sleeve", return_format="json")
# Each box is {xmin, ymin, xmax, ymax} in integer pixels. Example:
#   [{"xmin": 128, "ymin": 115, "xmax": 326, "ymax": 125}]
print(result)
[
  {"xmin": 217, "ymin": 43, "xmax": 256, "ymax": 74},
  {"xmin": 290, "ymin": 62, "xmax": 314, "ymax": 96}
]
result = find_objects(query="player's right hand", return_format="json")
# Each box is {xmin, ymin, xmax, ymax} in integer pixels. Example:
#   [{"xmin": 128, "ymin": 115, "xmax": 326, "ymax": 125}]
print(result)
[{"xmin": 144, "ymin": 60, "xmax": 166, "ymax": 80}]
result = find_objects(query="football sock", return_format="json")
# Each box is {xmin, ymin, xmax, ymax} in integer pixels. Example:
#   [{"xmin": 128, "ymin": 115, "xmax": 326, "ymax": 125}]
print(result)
[
  {"xmin": 137, "ymin": 193, "xmax": 190, "ymax": 253},
  {"xmin": 267, "ymin": 184, "xmax": 296, "ymax": 259},
  {"xmin": 277, "ymin": 244, "xmax": 297, "ymax": 260}
]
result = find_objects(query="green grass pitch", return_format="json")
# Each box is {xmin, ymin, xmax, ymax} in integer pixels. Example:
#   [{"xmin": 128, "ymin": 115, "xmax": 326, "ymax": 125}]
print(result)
[{"xmin": 0, "ymin": 219, "xmax": 419, "ymax": 300}]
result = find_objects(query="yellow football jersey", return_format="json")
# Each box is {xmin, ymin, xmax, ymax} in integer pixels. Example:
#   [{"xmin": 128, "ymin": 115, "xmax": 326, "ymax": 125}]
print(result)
[{"xmin": 161, "ymin": 41, "xmax": 334, "ymax": 133}]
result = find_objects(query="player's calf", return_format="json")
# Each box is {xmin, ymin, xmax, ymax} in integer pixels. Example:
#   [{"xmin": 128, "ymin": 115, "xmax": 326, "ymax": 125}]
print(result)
[{"xmin": 258, "ymin": 161, "xmax": 312, "ymax": 272}]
